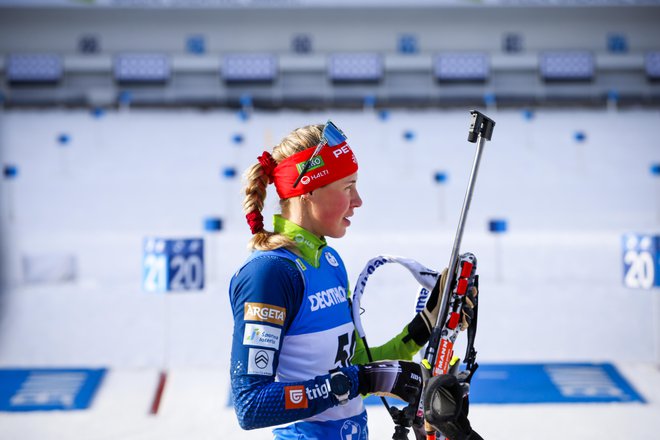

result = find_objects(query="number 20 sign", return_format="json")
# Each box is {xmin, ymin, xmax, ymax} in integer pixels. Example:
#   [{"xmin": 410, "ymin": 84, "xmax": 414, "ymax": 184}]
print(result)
[
  {"xmin": 622, "ymin": 234, "xmax": 659, "ymax": 290},
  {"xmin": 143, "ymin": 238, "xmax": 205, "ymax": 292}
]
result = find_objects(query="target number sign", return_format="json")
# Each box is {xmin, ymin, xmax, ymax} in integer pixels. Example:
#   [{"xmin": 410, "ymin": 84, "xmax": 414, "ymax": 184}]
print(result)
[
  {"xmin": 622, "ymin": 234, "xmax": 659, "ymax": 289},
  {"xmin": 143, "ymin": 238, "xmax": 205, "ymax": 292}
]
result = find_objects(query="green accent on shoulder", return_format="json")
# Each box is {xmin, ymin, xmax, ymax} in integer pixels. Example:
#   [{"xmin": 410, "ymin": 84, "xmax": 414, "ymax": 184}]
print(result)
[{"xmin": 273, "ymin": 214, "xmax": 326, "ymax": 267}]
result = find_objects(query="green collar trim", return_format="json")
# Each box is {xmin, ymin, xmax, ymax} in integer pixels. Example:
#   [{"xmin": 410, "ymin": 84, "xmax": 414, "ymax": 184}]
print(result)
[{"xmin": 273, "ymin": 214, "xmax": 326, "ymax": 267}]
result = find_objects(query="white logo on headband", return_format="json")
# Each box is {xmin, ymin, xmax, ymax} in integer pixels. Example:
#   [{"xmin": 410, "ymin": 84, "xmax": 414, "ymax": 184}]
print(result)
[
  {"xmin": 301, "ymin": 170, "xmax": 330, "ymax": 185},
  {"xmin": 332, "ymin": 144, "xmax": 352, "ymax": 158}
]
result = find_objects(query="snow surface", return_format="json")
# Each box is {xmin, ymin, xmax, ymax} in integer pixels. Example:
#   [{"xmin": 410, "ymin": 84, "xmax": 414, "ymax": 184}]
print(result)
[{"xmin": 0, "ymin": 107, "xmax": 659, "ymax": 439}]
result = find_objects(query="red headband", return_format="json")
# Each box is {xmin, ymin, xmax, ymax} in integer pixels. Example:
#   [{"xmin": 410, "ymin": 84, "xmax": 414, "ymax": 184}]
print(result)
[
  {"xmin": 273, "ymin": 141, "xmax": 358, "ymax": 198},
  {"xmin": 246, "ymin": 141, "xmax": 358, "ymax": 234}
]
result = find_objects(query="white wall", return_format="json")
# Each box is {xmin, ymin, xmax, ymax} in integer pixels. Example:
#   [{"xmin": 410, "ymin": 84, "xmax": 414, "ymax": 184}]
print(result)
[{"xmin": 0, "ymin": 107, "xmax": 658, "ymax": 368}]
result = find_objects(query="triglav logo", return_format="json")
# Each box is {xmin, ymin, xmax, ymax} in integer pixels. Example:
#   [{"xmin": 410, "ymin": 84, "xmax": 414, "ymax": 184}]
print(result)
[
  {"xmin": 284, "ymin": 379, "xmax": 337, "ymax": 410},
  {"xmin": 306, "ymin": 378, "xmax": 331, "ymax": 400},
  {"xmin": 284, "ymin": 385, "xmax": 308, "ymax": 410},
  {"xmin": 289, "ymin": 388, "xmax": 304, "ymax": 403}
]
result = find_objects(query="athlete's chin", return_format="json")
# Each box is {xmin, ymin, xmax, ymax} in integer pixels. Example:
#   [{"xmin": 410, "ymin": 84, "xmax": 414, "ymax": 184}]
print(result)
[{"xmin": 327, "ymin": 225, "xmax": 348, "ymax": 239}]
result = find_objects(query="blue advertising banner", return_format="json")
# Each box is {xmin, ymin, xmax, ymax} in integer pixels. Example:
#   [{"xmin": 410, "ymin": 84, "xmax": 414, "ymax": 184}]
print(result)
[
  {"xmin": 0, "ymin": 368, "xmax": 106, "ymax": 412},
  {"xmin": 363, "ymin": 363, "xmax": 644, "ymax": 405},
  {"xmin": 468, "ymin": 363, "xmax": 645, "ymax": 404}
]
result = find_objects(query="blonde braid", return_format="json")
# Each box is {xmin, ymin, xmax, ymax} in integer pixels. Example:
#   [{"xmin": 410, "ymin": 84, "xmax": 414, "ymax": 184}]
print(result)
[{"xmin": 243, "ymin": 124, "xmax": 324, "ymax": 251}]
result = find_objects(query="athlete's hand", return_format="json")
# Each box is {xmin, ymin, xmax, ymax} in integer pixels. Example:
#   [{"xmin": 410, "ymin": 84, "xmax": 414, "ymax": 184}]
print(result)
[
  {"xmin": 407, "ymin": 268, "xmax": 448, "ymax": 345},
  {"xmin": 357, "ymin": 360, "xmax": 423, "ymax": 405},
  {"xmin": 421, "ymin": 268, "xmax": 448, "ymax": 334},
  {"xmin": 427, "ymin": 269, "xmax": 478, "ymax": 332},
  {"xmin": 408, "ymin": 267, "xmax": 478, "ymax": 346}
]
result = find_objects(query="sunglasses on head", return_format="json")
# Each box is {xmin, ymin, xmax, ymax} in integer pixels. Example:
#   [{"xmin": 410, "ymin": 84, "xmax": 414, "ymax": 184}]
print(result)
[{"xmin": 292, "ymin": 120, "xmax": 347, "ymax": 189}]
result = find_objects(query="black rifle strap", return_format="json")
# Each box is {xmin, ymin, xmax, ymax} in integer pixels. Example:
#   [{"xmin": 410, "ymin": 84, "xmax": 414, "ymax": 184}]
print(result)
[{"xmin": 463, "ymin": 275, "xmax": 479, "ymax": 383}]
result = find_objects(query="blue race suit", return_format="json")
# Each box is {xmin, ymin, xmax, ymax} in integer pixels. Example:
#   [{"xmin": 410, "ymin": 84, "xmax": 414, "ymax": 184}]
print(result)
[{"xmin": 230, "ymin": 215, "xmax": 426, "ymax": 439}]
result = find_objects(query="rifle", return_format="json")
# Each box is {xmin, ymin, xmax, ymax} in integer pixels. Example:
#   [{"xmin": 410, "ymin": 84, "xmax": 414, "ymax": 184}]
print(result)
[
  {"xmin": 350, "ymin": 111, "xmax": 495, "ymax": 440},
  {"xmin": 419, "ymin": 110, "xmax": 495, "ymax": 440}
]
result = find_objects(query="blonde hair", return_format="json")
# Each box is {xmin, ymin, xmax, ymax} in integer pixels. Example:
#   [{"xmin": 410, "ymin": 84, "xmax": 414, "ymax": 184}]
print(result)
[{"xmin": 243, "ymin": 124, "xmax": 323, "ymax": 251}]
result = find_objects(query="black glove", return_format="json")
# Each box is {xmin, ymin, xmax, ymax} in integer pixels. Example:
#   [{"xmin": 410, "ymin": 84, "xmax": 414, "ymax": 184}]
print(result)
[
  {"xmin": 357, "ymin": 360, "xmax": 423, "ymax": 405},
  {"xmin": 408, "ymin": 269, "xmax": 478, "ymax": 345},
  {"xmin": 423, "ymin": 373, "xmax": 482, "ymax": 440}
]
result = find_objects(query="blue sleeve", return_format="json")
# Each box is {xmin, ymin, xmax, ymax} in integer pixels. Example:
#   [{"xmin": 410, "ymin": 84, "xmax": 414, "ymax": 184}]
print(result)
[{"xmin": 229, "ymin": 254, "xmax": 360, "ymax": 430}]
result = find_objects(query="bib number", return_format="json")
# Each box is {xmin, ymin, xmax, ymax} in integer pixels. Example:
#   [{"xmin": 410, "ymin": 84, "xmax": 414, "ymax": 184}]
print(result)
[{"xmin": 335, "ymin": 332, "xmax": 356, "ymax": 367}]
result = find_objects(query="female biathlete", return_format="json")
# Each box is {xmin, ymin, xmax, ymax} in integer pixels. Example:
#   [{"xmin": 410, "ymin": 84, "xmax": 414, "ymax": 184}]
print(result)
[{"xmin": 229, "ymin": 122, "xmax": 478, "ymax": 440}]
